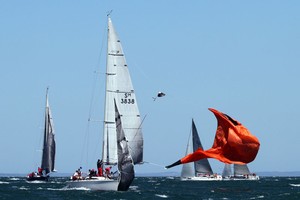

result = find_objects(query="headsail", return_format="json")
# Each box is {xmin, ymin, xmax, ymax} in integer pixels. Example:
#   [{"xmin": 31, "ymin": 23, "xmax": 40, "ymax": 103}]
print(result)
[
  {"xmin": 115, "ymin": 101, "xmax": 134, "ymax": 191},
  {"xmin": 166, "ymin": 108, "xmax": 260, "ymax": 169},
  {"xmin": 41, "ymin": 89, "xmax": 56, "ymax": 174},
  {"xmin": 103, "ymin": 17, "xmax": 143, "ymax": 165}
]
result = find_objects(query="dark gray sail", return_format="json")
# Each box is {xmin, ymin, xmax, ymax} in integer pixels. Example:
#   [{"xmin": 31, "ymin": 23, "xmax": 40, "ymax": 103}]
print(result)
[
  {"xmin": 192, "ymin": 120, "xmax": 213, "ymax": 175},
  {"xmin": 115, "ymin": 101, "xmax": 134, "ymax": 191},
  {"xmin": 222, "ymin": 164, "xmax": 233, "ymax": 177},
  {"xmin": 41, "ymin": 90, "xmax": 56, "ymax": 174},
  {"xmin": 234, "ymin": 164, "xmax": 251, "ymax": 176}
]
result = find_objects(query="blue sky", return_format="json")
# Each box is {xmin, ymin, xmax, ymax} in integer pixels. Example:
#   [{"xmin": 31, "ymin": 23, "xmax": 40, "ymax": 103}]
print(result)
[{"xmin": 1, "ymin": 1, "xmax": 299, "ymax": 175}]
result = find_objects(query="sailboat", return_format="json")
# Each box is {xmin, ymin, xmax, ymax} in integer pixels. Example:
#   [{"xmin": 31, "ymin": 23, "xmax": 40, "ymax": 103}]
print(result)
[
  {"xmin": 222, "ymin": 164, "xmax": 259, "ymax": 180},
  {"xmin": 26, "ymin": 88, "xmax": 56, "ymax": 181},
  {"xmin": 181, "ymin": 120, "xmax": 222, "ymax": 181},
  {"xmin": 66, "ymin": 15, "xmax": 143, "ymax": 191}
]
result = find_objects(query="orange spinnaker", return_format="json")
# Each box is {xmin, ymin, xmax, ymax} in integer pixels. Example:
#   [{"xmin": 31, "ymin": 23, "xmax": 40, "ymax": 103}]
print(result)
[{"xmin": 166, "ymin": 108, "xmax": 260, "ymax": 169}]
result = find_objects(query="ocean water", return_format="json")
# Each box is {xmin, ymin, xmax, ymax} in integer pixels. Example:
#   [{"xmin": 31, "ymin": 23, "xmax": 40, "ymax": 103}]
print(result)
[{"xmin": 0, "ymin": 176, "xmax": 299, "ymax": 200}]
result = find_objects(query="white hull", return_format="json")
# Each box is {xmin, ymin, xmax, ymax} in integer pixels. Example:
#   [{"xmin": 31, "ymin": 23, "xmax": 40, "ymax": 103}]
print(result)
[
  {"xmin": 181, "ymin": 174, "xmax": 222, "ymax": 181},
  {"xmin": 66, "ymin": 177, "xmax": 119, "ymax": 191},
  {"xmin": 223, "ymin": 175, "xmax": 260, "ymax": 181}
]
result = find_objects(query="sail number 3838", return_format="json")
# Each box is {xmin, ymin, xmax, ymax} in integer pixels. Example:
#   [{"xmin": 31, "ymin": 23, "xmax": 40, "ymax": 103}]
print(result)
[{"xmin": 121, "ymin": 93, "xmax": 135, "ymax": 104}]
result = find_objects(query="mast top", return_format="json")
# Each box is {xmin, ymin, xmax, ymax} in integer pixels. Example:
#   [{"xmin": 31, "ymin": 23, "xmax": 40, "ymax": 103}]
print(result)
[{"xmin": 107, "ymin": 10, "xmax": 113, "ymax": 17}]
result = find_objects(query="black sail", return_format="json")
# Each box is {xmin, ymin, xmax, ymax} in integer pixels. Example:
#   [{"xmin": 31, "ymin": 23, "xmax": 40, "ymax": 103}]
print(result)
[
  {"xmin": 192, "ymin": 119, "xmax": 214, "ymax": 175},
  {"xmin": 115, "ymin": 101, "xmax": 134, "ymax": 191},
  {"xmin": 41, "ymin": 91, "xmax": 56, "ymax": 174}
]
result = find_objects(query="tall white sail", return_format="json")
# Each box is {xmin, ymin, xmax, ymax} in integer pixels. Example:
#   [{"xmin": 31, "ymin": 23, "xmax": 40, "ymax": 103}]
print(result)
[{"xmin": 103, "ymin": 17, "xmax": 143, "ymax": 165}]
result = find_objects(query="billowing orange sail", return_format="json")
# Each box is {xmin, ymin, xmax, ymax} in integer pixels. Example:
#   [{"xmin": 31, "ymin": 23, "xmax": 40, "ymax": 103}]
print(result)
[{"xmin": 165, "ymin": 108, "xmax": 260, "ymax": 169}]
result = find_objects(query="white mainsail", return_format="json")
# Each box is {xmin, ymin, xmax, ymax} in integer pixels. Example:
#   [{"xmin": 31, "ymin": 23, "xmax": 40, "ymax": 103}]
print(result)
[{"xmin": 103, "ymin": 17, "xmax": 143, "ymax": 165}]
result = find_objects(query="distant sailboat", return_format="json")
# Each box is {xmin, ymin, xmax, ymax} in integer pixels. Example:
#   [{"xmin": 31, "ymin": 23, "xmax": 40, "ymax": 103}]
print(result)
[
  {"xmin": 222, "ymin": 164, "xmax": 259, "ymax": 180},
  {"xmin": 27, "ymin": 88, "xmax": 56, "ymax": 181},
  {"xmin": 181, "ymin": 120, "xmax": 222, "ymax": 181},
  {"xmin": 67, "ymin": 15, "xmax": 143, "ymax": 191}
]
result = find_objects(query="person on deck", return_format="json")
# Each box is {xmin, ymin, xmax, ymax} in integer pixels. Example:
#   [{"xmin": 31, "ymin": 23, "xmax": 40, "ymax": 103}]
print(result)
[
  {"xmin": 105, "ymin": 166, "xmax": 112, "ymax": 179},
  {"xmin": 38, "ymin": 167, "xmax": 43, "ymax": 176},
  {"xmin": 97, "ymin": 159, "xmax": 103, "ymax": 176}
]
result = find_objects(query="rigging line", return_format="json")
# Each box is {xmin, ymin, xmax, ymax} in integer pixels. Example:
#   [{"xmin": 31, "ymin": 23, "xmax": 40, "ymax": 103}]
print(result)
[
  {"xmin": 143, "ymin": 161, "xmax": 166, "ymax": 168},
  {"xmin": 79, "ymin": 20, "xmax": 107, "ymax": 168}
]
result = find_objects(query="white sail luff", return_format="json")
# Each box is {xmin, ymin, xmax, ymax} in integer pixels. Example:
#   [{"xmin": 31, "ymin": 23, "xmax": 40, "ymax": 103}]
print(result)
[{"xmin": 102, "ymin": 17, "xmax": 119, "ymax": 164}]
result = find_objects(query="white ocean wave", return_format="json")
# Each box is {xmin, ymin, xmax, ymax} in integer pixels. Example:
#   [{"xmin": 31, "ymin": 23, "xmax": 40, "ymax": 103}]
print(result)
[
  {"xmin": 129, "ymin": 185, "xmax": 139, "ymax": 190},
  {"xmin": 47, "ymin": 186, "xmax": 91, "ymax": 191},
  {"xmin": 0, "ymin": 181, "xmax": 9, "ymax": 184},
  {"xmin": 250, "ymin": 195, "xmax": 265, "ymax": 199},
  {"xmin": 155, "ymin": 194, "xmax": 168, "ymax": 198},
  {"xmin": 290, "ymin": 183, "xmax": 300, "ymax": 187},
  {"xmin": 26, "ymin": 180, "xmax": 46, "ymax": 184},
  {"xmin": 19, "ymin": 186, "xmax": 29, "ymax": 190},
  {"xmin": 9, "ymin": 178, "xmax": 20, "ymax": 181},
  {"xmin": 166, "ymin": 176, "xmax": 174, "ymax": 180}
]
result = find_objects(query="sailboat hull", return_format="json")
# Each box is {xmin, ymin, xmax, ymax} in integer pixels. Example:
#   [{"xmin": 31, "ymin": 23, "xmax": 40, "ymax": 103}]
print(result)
[
  {"xmin": 26, "ymin": 175, "xmax": 49, "ymax": 181},
  {"xmin": 66, "ymin": 177, "xmax": 119, "ymax": 191},
  {"xmin": 223, "ymin": 175, "xmax": 260, "ymax": 181},
  {"xmin": 181, "ymin": 174, "xmax": 222, "ymax": 181}
]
